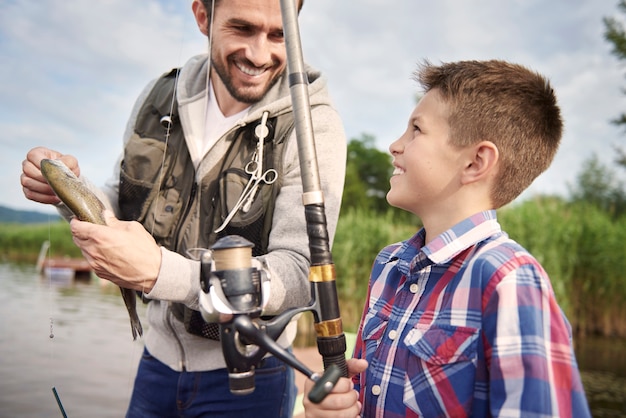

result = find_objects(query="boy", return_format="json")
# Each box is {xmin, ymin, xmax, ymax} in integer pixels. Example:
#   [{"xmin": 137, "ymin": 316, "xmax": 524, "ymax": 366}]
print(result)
[{"xmin": 303, "ymin": 60, "xmax": 591, "ymax": 417}]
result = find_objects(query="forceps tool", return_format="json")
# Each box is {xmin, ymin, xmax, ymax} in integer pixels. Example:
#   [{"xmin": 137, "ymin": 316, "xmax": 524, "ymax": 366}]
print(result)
[{"xmin": 214, "ymin": 112, "xmax": 276, "ymax": 233}]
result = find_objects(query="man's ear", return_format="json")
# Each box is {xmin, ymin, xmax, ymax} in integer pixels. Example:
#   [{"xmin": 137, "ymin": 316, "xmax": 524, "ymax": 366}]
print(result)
[
  {"xmin": 192, "ymin": 0, "xmax": 210, "ymax": 36},
  {"xmin": 461, "ymin": 141, "xmax": 499, "ymax": 185}
]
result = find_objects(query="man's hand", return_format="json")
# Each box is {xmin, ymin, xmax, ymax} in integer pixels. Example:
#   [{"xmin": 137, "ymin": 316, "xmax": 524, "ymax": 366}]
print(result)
[
  {"xmin": 21, "ymin": 147, "xmax": 80, "ymax": 205},
  {"xmin": 302, "ymin": 358, "xmax": 368, "ymax": 418},
  {"xmin": 71, "ymin": 210, "xmax": 161, "ymax": 292}
]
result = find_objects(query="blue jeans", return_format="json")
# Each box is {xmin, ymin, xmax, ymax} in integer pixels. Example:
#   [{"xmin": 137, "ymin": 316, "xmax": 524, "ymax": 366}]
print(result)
[{"xmin": 126, "ymin": 348, "xmax": 296, "ymax": 418}]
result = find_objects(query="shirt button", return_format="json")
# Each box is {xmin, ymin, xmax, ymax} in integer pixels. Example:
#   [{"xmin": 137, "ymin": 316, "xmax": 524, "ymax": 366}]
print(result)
[
  {"xmin": 388, "ymin": 329, "xmax": 398, "ymax": 340},
  {"xmin": 371, "ymin": 385, "xmax": 381, "ymax": 396},
  {"xmin": 409, "ymin": 283, "xmax": 419, "ymax": 293}
]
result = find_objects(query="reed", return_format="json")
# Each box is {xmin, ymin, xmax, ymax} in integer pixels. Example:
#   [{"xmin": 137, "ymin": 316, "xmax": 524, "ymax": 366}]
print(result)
[
  {"xmin": 566, "ymin": 203, "xmax": 626, "ymax": 337},
  {"xmin": 326, "ymin": 198, "xmax": 626, "ymax": 340},
  {"xmin": 3, "ymin": 196, "xmax": 626, "ymax": 339},
  {"xmin": 332, "ymin": 208, "xmax": 419, "ymax": 331},
  {"xmin": 497, "ymin": 197, "xmax": 581, "ymax": 315},
  {"xmin": 0, "ymin": 221, "xmax": 80, "ymax": 262}
]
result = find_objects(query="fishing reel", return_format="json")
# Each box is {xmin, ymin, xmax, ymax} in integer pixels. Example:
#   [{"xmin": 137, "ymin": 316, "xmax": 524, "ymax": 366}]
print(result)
[{"xmin": 198, "ymin": 235, "xmax": 341, "ymax": 403}]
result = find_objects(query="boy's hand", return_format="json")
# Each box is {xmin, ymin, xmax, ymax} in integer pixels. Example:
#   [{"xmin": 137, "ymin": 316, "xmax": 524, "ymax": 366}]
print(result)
[{"xmin": 303, "ymin": 358, "xmax": 368, "ymax": 417}]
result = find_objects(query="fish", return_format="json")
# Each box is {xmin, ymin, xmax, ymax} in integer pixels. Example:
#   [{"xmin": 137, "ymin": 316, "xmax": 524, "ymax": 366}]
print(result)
[{"xmin": 40, "ymin": 158, "xmax": 143, "ymax": 340}]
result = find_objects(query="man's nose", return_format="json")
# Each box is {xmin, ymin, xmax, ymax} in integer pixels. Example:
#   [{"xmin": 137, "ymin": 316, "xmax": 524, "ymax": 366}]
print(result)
[{"xmin": 245, "ymin": 35, "xmax": 272, "ymax": 67}]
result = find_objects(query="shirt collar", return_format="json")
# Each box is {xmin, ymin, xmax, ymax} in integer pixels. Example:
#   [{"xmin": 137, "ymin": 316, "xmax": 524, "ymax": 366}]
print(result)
[
  {"xmin": 389, "ymin": 210, "xmax": 502, "ymax": 273},
  {"xmin": 424, "ymin": 210, "xmax": 501, "ymax": 263}
]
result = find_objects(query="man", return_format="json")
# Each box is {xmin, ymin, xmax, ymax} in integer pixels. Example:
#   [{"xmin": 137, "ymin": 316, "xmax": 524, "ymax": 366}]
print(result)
[{"xmin": 20, "ymin": 0, "xmax": 346, "ymax": 416}]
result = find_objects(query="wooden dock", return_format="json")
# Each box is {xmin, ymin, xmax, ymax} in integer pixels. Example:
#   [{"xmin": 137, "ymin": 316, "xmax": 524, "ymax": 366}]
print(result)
[
  {"xmin": 36, "ymin": 241, "xmax": 93, "ymax": 281},
  {"xmin": 41, "ymin": 257, "xmax": 92, "ymax": 273}
]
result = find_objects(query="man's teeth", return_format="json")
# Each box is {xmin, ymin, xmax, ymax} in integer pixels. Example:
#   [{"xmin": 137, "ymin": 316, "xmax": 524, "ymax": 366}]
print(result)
[
  {"xmin": 393, "ymin": 167, "xmax": 405, "ymax": 175},
  {"xmin": 237, "ymin": 64, "xmax": 264, "ymax": 76}
]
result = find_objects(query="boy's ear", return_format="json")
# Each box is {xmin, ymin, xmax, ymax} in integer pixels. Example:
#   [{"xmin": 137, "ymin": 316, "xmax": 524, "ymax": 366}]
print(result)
[{"xmin": 461, "ymin": 141, "xmax": 499, "ymax": 184}]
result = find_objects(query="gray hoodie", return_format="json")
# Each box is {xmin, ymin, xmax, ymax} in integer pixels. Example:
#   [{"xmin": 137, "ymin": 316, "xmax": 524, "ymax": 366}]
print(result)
[{"xmin": 94, "ymin": 54, "xmax": 347, "ymax": 371}]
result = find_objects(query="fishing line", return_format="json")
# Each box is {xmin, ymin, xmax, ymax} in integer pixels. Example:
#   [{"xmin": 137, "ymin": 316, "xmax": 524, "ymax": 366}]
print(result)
[
  {"xmin": 47, "ymin": 237, "xmax": 55, "ymax": 340},
  {"xmin": 45, "ymin": 221, "xmax": 54, "ymax": 337},
  {"xmin": 120, "ymin": 4, "xmax": 218, "ymax": 394},
  {"xmin": 152, "ymin": 0, "xmax": 215, "ymax": 267},
  {"xmin": 143, "ymin": 0, "xmax": 215, "ymax": 282},
  {"xmin": 188, "ymin": 0, "xmax": 215, "ymax": 259},
  {"xmin": 45, "ymin": 215, "xmax": 62, "ymax": 412},
  {"xmin": 119, "ymin": 7, "xmax": 202, "ymax": 396}
]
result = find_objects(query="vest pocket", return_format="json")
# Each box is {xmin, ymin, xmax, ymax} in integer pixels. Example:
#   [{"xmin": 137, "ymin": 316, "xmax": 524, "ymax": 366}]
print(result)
[
  {"xmin": 118, "ymin": 136, "xmax": 179, "ymax": 242},
  {"xmin": 119, "ymin": 169, "xmax": 153, "ymax": 221},
  {"xmin": 215, "ymin": 167, "xmax": 269, "ymax": 255},
  {"xmin": 144, "ymin": 187, "xmax": 183, "ymax": 242},
  {"xmin": 219, "ymin": 167, "xmax": 266, "ymax": 227}
]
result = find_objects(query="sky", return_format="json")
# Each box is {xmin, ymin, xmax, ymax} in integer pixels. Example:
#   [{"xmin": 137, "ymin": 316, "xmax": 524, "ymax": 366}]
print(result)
[{"xmin": 1, "ymin": 0, "xmax": 625, "ymax": 214}]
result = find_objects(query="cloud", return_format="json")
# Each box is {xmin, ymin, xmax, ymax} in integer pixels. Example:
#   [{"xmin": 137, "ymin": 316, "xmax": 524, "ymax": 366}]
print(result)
[{"xmin": 1, "ymin": 0, "xmax": 625, "ymax": 213}]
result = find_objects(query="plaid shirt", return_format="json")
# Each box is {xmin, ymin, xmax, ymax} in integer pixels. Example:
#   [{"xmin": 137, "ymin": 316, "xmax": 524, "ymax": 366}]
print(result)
[{"xmin": 352, "ymin": 211, "xmax": 590, "ymax": 417}]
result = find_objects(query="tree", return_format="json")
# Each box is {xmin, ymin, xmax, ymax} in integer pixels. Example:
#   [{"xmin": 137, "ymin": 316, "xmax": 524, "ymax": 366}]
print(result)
[
  {"xmin": 341, "ymin": 134, "xmax": 393, "ymax": 213},
  {"xmin": 340, "ymin": 134, "xmax": 419, "ymax": 225},
  {"xmin": 568, "ymin": 154, "xmax": 626, "ymax": 218},
  {"xmin": 604, "ymin": 0, "xmax": 626, "ymax": 167}
]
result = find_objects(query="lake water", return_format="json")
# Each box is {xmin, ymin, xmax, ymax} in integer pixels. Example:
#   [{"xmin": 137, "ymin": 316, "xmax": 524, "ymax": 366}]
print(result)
[
  {"xmin": 0, "ymin": 261, "xmax": 625, "ymax": 417},
  {"xmin": 0, "ymin": 262, "xmax": 145, "ymax": 417}
]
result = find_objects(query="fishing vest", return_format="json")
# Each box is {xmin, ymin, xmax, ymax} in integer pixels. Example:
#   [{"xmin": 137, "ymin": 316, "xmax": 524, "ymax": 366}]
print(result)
[{"xmin": 117, "ymin": 68, "xmax": 295, "ymax": 338}]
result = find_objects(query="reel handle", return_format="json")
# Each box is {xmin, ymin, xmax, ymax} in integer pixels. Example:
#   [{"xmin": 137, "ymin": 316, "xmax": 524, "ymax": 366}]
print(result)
[{"xmin": 308, "ymin": 364, "xmax": 342, "ymax": 404}]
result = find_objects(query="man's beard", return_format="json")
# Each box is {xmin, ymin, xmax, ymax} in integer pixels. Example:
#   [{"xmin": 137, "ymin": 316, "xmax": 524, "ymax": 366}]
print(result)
[{"xmin": 211, "ymin": 56, "xmax": 282, "ymax": 104}]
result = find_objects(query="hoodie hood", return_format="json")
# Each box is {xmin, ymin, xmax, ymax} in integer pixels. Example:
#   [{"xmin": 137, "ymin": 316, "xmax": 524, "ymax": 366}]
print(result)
[{"xmin": 175, "ymin": 53, "xmax": 329, "ymax": 123}]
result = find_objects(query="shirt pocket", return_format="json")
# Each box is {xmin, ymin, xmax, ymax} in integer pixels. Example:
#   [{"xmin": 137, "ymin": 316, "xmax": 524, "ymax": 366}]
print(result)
[
  {"xmin": 361, "ymin": 308, "xmax": 390, "ymax": 359},
  {"xmin": 403, "ymin": 324, "xmax": 479, "ymax": 417}
]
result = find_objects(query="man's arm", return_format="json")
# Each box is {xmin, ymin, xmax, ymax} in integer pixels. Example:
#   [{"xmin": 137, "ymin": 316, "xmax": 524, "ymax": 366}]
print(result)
[{"xmin": 260, "ymin": 102, "xmax": 347, "ymax": 314}]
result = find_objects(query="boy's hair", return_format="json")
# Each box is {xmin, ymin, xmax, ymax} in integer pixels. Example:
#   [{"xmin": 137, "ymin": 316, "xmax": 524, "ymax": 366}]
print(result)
[{"xmin": 414, "ymin": 60, "xmax": 563, "ymax": 208}]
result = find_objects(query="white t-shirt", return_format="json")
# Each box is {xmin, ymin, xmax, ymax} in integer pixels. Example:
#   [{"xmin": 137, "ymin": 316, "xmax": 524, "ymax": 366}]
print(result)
[{"xmin": 199, "ymin": 81, "xmax": 249, "ymax": 161}]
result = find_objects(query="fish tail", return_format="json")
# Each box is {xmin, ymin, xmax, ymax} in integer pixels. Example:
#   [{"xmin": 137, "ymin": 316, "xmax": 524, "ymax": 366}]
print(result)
[{"xmin": 120, "ymin": 287, "xmax": 143, "ymax": 340}]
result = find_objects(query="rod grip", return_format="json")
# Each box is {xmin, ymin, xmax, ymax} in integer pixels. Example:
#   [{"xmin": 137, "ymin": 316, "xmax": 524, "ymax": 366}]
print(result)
[
  {"xmin": 304, "ymin": 204, "xmax": 332, "ymax": 266},
  {"xmin": 279, "ymin": 0, "xmax": 348, "ymax": 381},
  {"xmin": 316, "ymin": 335, "xmax": 348, "ymax": 378}
]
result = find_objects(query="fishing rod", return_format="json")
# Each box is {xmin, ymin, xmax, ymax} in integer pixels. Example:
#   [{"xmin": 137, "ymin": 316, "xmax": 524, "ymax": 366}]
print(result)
[
  {"xmin": 279, "ymin": 0, "xmax": 348, "ymax": 378},
  {"xmin": 197, "ymin": 0, "xmax": 348, "ymax": 404}
]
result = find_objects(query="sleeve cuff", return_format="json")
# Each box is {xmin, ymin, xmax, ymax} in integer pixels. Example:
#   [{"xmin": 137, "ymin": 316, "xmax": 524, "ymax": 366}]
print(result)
[{"xmin": 145, "ymin": 247, "xmax": 201, "ymax": 308}]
